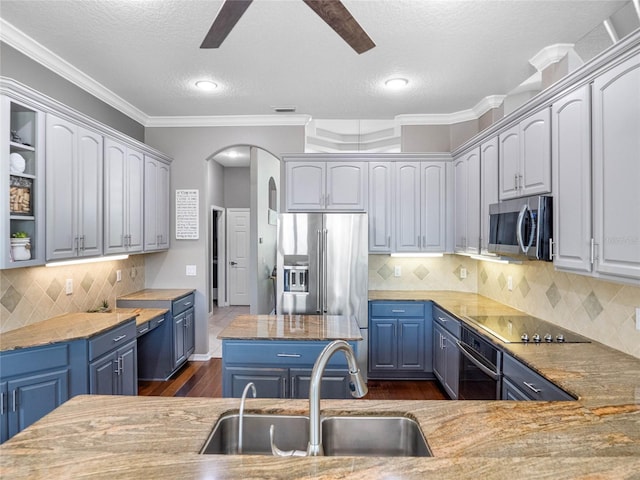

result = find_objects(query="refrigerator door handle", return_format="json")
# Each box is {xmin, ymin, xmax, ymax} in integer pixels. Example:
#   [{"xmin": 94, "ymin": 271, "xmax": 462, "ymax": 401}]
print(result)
[
  {"xmin": 323, "ymin": 229, "xmax": 328, "ymax": 313},
  {"xmin": 316, "ymin": 229, "xmax": 322, "ymax": 313}
]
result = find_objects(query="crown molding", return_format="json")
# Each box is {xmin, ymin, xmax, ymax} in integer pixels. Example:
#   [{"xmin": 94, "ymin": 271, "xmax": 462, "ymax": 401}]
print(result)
[
  {"xmin": 396, "ymin": 94, "xmax": 506, "ymax": 126},
  {"xmin": 0, "ymin": 18, "xmax": 149, "ymax": 126},
  {"xmin": 529, "ymin": 43, "xmax": 575, "ymax": 72},
  {"xmin": 145, "ymin": 114, "xmax": 312, "ymax": 128}
]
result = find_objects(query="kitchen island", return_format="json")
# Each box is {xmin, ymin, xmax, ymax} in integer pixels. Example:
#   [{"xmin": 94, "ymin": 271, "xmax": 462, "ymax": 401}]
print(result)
[
  {"xmin": 2, "ymin": 292, "xmax": 639, "ymax": 478},
  {"xmin": 218, "ymin": 314, "xmax": 362, "ymax": 398}
]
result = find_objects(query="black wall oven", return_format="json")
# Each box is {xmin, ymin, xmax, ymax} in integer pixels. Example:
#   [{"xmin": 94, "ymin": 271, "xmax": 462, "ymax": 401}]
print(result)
[{"xmin": 457, "ymin": 326, "xmax": 502, "ymax": 400}]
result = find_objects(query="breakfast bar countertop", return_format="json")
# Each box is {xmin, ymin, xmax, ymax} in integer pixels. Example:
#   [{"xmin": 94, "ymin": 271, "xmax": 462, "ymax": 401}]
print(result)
[{"xmin": 218, "ymin": 314, "xmax": 363, "ymax": 341}]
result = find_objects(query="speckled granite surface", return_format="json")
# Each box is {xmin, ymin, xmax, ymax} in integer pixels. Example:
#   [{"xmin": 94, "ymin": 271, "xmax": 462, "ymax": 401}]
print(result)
[
  {"xmin": 0, "ymin": 308, "xmax": 168, "ymax": 351},
  {"xmin": 218, "ymin": 314, "xmax": 363, "ymax": 341},
  {"xmin": 2, "ymin": 290, "xmax": 639, "ymax": 478},
  {"xmin": 117, "ymin": 288, "xmax": 195, "ymax": 301}
]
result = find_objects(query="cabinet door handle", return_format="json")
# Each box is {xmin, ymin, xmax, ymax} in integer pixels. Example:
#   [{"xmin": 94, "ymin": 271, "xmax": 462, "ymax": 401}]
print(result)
[
  {"xmin": 523, "ymin": 381, "xmax": 541, "ymax": 394},
  {"xmin": 12, "ymin": 390, "xmax": 17, "ymax": 412},
  {"xmin": 387, "ymin": 236, "xmax": 391, "ymax": 248},
  {"xmin": 549, "ymin": 238, "xmax": 555, "ymax": 260},
  {"xmin": 157, "ymin": 317, "xmax": 165, "ymax": 324},
  {"xmin": 0, "ymin": 392, "xmax": 4, "ymax": 415},
  {"xmin": 184, "ymin": 302, "xmax": 192, "ymax": 307},
  {"xmin": 138, "ymin": 327, "xmax": 149, "ymax": 334},
  {"xmin": 113, "ymin": 334, "xmax": 127, "ymax": 343},
  {"xmin": 391, "ymin": 309, "xmax": 405, "ymax": 313},
  {"xmin": 276, "ymin": 353, "xmax": 301, "ymax": 358},
  {"xmin": 417, "ymin": 235, "xmax": 421, "ymax": 248},
  {"xmin": 519, "ymin": 175, "xmax": 523, "ymax": 190},
  {"xmin": 438, "ymin": 317, "xmax": 447, "ymax": 323}
]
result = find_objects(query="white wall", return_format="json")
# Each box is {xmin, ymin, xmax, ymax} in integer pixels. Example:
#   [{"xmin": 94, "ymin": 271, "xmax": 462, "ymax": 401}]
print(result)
[
  {"xmin": 250, "ymin": 148, "xmax": 280, "ymax": 314},
  {"xmin": 144, "ymin": 125, "xmax": 304, "ymax": 357}
]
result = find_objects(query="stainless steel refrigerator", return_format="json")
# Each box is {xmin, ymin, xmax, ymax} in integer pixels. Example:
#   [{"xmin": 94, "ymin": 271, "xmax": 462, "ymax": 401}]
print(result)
[{"xmin": 276, "ymin": 213, "xmax": 368, "ymax": 375}]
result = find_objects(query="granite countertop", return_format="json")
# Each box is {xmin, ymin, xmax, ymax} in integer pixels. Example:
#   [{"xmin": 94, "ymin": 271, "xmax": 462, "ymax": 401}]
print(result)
[
  {"xmin": 2, "ymin": 290, "xmax": 639, "ymax": 478},
  {"xmin": 0, "ymin": 308, "xmax": 168, "ymax": 352},
  {"xmin": 117, "ymin": 288, "xmax": 195, "ymax": 301},
  {"xmin": 218, "ymin": 314, "xmax": 363, "ymax": 341}
]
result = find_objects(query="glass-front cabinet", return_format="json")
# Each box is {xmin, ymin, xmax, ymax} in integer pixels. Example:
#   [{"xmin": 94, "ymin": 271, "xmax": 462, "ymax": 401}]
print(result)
[{"xmin": 0, "ymin": 96, "xmax": 45, "ymax": 269}]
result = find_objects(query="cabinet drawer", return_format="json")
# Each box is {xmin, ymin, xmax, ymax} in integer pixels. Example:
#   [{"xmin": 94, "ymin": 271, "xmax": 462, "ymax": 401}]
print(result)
[
  {"xmin": 433, "ymin": 305, "xmax": 461, "ymax": 338},
  {"xmin": 0, "ymin": 343, "xmax": 69, "ymax": 377},
  {"xmin": 137, "ymin": 321, "xmax": 151, "ymax": 337},
  {"xmin": 89, "ymin": 320, "xmax": 136, "ymax": 361},
  {"xmin": 172, "ymin": 294, "xmax": 194, "ymax": 315},
  {"xmin": 223, "ymin": 341, "xmax": 355, "ymax": 367},
  {"xmin": 370, "ymin": 302, "xmax": 425, "ymax": 318},
  {"xmin": 502, "ymin": 354, "xmax": 575, "ymax": 401}
]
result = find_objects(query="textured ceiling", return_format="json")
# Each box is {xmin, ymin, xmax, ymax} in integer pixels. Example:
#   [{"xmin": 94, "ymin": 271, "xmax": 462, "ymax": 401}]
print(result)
[{"xmin": 0, "ymin": 0, "xmax": 630, "ymax": 120}]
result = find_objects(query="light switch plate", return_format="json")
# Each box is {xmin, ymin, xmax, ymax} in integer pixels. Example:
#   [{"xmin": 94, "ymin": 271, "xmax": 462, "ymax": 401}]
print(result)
[
  {"xmin": 394, "ymin": 265, "xmax": 401, "ymax": 277},
  {"xmin": 636, "ymin": 307, "xmax": 640, "ymax": 331},
  {"xmin": 65, "ymin": 278, "xmax": 73, "ymax": 295},
  {"xmin": 186, "ymin": 265, "xmax": 197, "ymax": 276},
  {"xmin": 116, "ymin": 270, "xmax": 122, "ymax": 282},
  {"xmin": 507, "ymin": 276, "xmax": 513, "ymax": 291},
  {"xmin": 460, "ymin": 268, "xmax": 467, "ymax": 279}
]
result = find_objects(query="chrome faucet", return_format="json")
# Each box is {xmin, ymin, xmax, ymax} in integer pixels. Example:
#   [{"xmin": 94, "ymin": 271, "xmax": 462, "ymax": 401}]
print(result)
[
  {"xmin": 238, "ymin": 382, "xmax": 256, "ymax": 454},
  {"xmin": 307, "ymin": 340, "xmax": 368, "ymax": 456}
]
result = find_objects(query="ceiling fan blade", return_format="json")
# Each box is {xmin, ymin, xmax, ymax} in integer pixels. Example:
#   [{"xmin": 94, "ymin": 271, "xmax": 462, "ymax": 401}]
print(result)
[
  {"xmin": 303, "ymin": 0, "xmax": 375, "ymax": 54},
  {"xmin": 200, "ymin": 0, "xmax": 253, "ymax": 49}
]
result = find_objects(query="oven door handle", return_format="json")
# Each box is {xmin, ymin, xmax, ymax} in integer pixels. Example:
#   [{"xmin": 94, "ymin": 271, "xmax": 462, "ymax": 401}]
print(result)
[{"xmin": 456, "ymin": 340, "xmax": 501, "ymax": 381}]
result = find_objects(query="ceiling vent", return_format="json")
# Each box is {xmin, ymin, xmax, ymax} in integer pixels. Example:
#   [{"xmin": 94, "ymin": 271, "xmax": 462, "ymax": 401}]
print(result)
[{"xmin": 272, "ymin": 106, "xmax": 297, "ymax": 113}]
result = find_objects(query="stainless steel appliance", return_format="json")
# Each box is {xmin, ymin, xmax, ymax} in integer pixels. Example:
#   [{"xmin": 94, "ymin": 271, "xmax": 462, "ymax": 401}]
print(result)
[
  {"xmin": 457, "ymin": 325, "xmax": 502, "ymax": 400},
  {"xmin": 276, "ymin": 213, "xmax": 368, "ymax": 374},
  {"xmin": 488, "ymin": 195, "xmax": 553, "ymax": 261}
]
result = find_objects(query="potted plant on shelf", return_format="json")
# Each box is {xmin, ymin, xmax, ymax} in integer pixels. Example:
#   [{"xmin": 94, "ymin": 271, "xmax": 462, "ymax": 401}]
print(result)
[
  {"xmin": 10, "ymin": 232, "xmax": 31, "ymax": 261},
  {"xmin": 88, "ymin": 300, "xmax": 111, "ymax": 313}
]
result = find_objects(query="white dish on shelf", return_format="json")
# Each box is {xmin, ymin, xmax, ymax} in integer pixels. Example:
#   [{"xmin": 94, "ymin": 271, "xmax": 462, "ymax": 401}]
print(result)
[{"xmin": 10, "ymin": 152, "xmax": 26, "ymax": 174}]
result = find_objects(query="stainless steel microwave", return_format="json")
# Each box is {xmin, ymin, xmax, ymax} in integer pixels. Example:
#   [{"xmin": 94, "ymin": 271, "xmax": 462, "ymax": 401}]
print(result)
[{"xmin": 488, "ymin": 195, "xmax": 553, "ymax": 261}]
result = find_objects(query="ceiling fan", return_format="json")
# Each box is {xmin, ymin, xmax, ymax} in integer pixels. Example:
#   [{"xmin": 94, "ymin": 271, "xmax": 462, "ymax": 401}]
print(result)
[{"xmin": 200, "ymin": 0, "xmax": 375, "ymax": 54}]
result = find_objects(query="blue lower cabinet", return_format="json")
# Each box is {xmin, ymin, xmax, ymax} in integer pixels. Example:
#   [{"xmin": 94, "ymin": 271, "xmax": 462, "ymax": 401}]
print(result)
[
  {"xmin": 0, "ymin": 343, "xmax": 72, "ymax": 444},
  {"xmin": 225, "ymin": 367, "xmax": 288, "ymax": 398},
  {"xmin": 368, "ymin": 301, "xmax": 433, "ymax": 380},
  {"xmin": 221, "ymin": 340, "xmax": 357, "ymax": 399}
]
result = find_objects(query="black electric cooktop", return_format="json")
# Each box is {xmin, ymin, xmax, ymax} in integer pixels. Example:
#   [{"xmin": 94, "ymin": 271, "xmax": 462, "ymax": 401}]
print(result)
[{"xmin": 465, "ymin": 315, "xmax": 591, "ymax": 344}]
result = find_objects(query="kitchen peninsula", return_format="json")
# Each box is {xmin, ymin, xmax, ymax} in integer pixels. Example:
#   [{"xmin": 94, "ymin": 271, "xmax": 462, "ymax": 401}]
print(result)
[
  {"xmin": 2, "ymin": 292, "xmax": 639, "ymax": 478},
  {"xmin": 218, "ymin": 314, "xmax": 362, "ymax": 398}
]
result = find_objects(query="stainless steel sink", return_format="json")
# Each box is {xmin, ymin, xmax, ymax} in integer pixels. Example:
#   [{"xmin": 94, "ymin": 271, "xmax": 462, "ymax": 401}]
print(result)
[
  {"xmin": 320, "ymin": 416, "xmax": 431, "ymax": 457},
  {"xmin": 200, "ymin": 413, "xmax": 431, "ymax": 457},
  {"xmin": 200, "ymin": 414, "xmax": 309, "ymax": 455}
]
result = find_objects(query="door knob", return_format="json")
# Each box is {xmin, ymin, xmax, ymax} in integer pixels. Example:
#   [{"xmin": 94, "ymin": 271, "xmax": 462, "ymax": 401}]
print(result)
[{"xmin": 230, "ymin": 261, "xmax": 238, "ymax": 266}]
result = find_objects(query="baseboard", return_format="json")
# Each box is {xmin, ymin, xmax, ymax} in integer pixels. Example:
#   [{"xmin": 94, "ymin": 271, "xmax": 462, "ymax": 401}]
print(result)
[{"xmin": 189, "ymin": 352, "xmax": 212, "ymax": 362}]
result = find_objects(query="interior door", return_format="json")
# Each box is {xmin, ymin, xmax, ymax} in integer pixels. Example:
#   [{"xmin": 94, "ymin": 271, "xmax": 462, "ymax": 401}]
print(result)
[{"xmin": 227, "ymin": 208, "xmax": 250, "ymax": 305}]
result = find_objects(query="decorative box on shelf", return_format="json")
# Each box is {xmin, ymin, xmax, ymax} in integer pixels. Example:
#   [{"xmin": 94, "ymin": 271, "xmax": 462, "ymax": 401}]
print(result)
[{"xmin": 9, "ymin": 175, "xmax": 33, "ymax": 216}]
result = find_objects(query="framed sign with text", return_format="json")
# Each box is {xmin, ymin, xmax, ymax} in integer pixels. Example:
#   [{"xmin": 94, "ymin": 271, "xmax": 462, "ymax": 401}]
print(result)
[{"xmin": 176, "ymin": 189, "xmax": 199, "ymax": 239}]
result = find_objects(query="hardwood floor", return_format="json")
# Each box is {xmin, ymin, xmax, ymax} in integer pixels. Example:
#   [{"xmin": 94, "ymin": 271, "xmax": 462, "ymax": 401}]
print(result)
[{"xmin": 138, "ymin": 358, "xmax": 448, "ymax": 400}]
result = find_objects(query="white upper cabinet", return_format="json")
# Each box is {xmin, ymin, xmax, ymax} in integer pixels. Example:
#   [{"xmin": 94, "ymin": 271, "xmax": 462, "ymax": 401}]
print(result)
[
  {"xmin": 368, "ymin": 162, "xmax": 393, "ymax": 253},
  {"xmin": 551, "ymin": 84, "xmax": 592, "ymax": 273},
  {"xmin": 395, "ymin": 161, "xmax": 446, "ymax": 253},
  {"xmin": 104, "ymin": 138, "xmax": 144, "ymax": 254},
  {"xmin": 592, "ymin": 53, "xmax": 640, "ymax": 280},
  {"xmin": 480, "ymin": 137, "xmax": 499, "ymax": 254},
  {"xmin": 454, "ymin": 147, "xmax": 480, "ymax": 254},
  {"xmin": 45, "ymin": 114, "xmax": 103, "ymax": 261},
  {"xmin": 144, "ymin": 155, "xmax": 170, "ymax": 252},
  {"xmin": 286, "ymin": 161, "xmax": 367, "ymax": 212},
  {"xmin": 499, "ymin": 107, "xmax": 551, "ymax": 200}
]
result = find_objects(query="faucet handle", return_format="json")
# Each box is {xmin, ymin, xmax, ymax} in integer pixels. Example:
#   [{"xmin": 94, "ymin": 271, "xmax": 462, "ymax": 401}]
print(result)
[{"xmin": 269, "ymin": 425, "xmax": 307, "ymax": 457}]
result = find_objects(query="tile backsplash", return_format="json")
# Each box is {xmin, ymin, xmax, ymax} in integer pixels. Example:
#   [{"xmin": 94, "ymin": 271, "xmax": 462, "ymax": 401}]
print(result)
[
  {"xmin": 370, "ymin": 254, "xmax": 640, "ymax": 359},
  {"xmin": 1, "ymin": 256, "xmax": 144, "ymax": 334}
]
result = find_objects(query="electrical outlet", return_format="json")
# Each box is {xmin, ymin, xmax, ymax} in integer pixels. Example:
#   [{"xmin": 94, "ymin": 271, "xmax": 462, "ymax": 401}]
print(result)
[
  {"xmin": 65, "ymin": 278, "xmax": 73, "ymax": 295},
  {"xmin": 460, "ymin": 267, "xmax": 467, "ymax": 279},
  {"xmin": 116, "ymin": 270, "xmax": 122, "ymax": 282},
  {"xmin": 636, "ymin": 307, "xmax": 640, "ymax": 331},
  {"xmin": 394, "ymin": 265, "xmax": 401, "ymax": 277},
  {"xmin": 507, "ymin": 275, "xmax": 513, "ymax": 291},
  {"xmin": 186, "ymin": 265, "xmax": 197, "ymax": 276}
]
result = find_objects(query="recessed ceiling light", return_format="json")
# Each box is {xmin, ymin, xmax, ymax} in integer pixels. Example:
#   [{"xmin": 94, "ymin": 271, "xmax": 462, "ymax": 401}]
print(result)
[
  {"xmin": 195, "ymin": 80, "xmax": 218, "ymax": 91},
  {"xmin": 385, "ymin": 78, "xmax": 409, "ymax": 90}
]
